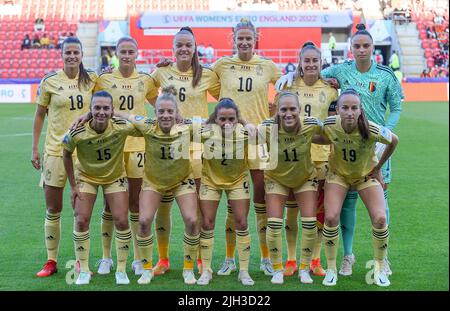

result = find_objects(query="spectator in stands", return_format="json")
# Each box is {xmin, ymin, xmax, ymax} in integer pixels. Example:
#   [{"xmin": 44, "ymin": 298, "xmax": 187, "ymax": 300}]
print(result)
[
  {"xmin": 40, "ymin": 33, "xmax": 50, "ymax": 49},
  {"xmin": 34, "ymin": 17, "xmax": 45, "ymax": 32},
  {"xmin": 389, "ymin": 50, "xmax": 400, "ymax": 71},
  {"xmin": 57, "ymin": 32, "xmax": 67, "ymax": 49},
  {"xmin": 110, "ymin": 49, "xmax": 119, "ymax": 69},
  {"xmin": 328, "ymin": 32, "xmax": 337, "ymax": 51},
  {"xmin": 32, "ymin": 34, "xmax": 41, "ymax": 49},
  {"xmin": 100, "ymin": 49, "xmax": 111, "ymax": 72},
  {"xmin": 394, "ymin": 69, "xmax": 403, "ymax": 82},
  {"xmin": 322, "ymin": 58, "xmax": 331, "ymax": 70},
  {"xmin": 197, "ymin": 43, "xmax": 206, "ymax": 62},
  {"xmin": 21, "ymin": 34, "xmax": 31, "ymax": 50},
  {"xmin": 205, "ymin": 44, "xmax": 214, "ymax": 64},
  {"xmin": 49, "ymin": 36, "xmax": 56, "ymax": 49},
  {"xmin": 285, "ymin": 61, "xmax": 296, "ymax": 73},
  {"xmin": 420, "ymin": 69, "xmax": 431, "ymax": 78},
  {"xmin": 375, "ymin": 50, "xmax": 384, "ymax": 65}
]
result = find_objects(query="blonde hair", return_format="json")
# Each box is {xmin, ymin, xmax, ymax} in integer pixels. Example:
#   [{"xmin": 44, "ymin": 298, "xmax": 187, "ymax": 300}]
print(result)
[
  {"xmin": 155, "ymin": 85, "xmax": 179, "ymax": 112},
  {"xmin": 233, "ymin": 18, "xmax": 257, "ymax": 41}
]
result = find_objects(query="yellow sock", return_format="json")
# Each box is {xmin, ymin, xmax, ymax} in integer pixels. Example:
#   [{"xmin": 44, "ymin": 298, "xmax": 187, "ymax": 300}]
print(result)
[
  {"xmin": 129, "ymin": 212, "xmax": 140, "ymax": 261},
  {"xmin": 225, "ymin": 204, "xmax": 236, "ymax": 258},
  {"xmin": 183, "ymin": 232, "xmax": 199, "ymax": 270},
  {"xmin": 312, "ymin": 228, "xmax": 323, "ymax": 260},
  {"xmin": 266, "ymin": 217, "xmax": 283, "ymax": 270},
  {"xmin": 372, "ymin": 226, "xmax": 389, "ymax": 270},
  {"xmin": 196, "ymin": 207, "xmax": 203, "ymax": 261},
  {"xmin": 284, "ymin": 202, "xmax": 298, "ymax": 261},
  {"xmin": 236, "ymin": 229, "xmax": 251, "ymax": 271},
  {"xmin": 322, "ymin": 224, "xmax": 339, "ymax": 270},
  {"xmin": 101, "ymin": 211, "xmax": 114, "ymax": 259},
  {"xmin": 200, "ymin": 229, "xmax": 214, "ymax": 272},
  {"xmin": 155, "ymin": 194, "xmax": 173, "ymax": 260},
  {"xmin": 254, "ymin": 203, "xmax": 269, "ymax": 259},
  {"xmin": 299, "ymin": 217, "xmax": 317, "ymax": 269},
  {"xmin": 137, "ymin": 234, "xmax": 153, "ymax": 270},
  {"xmin": 73, "ymin": 230, "xmax": 90, "ymax": 272},
  {"xmin": 44, "ymin": 211, "xmax": 61, "ymax": 262},
  {"xmin": 115, "ymin": 228, "xmax": 132, "ymax": 272}
]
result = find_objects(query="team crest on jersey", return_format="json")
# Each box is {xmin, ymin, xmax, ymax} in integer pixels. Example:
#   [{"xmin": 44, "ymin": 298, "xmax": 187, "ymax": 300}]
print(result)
[
  {"xmin": 256, "ymin": 65, "xmax": 263, "ymax": 76},
  {"xmin": 138, "ymin": 81, "xmax": 144, "ymax": 92},
  {"xmin": 369, "ymin": 82, "xmax": 377, "ymax": 92},
  {"xmin": 319, "ymin": 91, "xmax": 326, "ymax": 104}
]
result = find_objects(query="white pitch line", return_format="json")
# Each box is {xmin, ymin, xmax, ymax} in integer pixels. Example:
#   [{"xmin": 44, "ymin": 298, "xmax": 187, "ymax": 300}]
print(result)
[{"xmin": 0, "ymin": 133, "xmax": 32, "ymax": 137}]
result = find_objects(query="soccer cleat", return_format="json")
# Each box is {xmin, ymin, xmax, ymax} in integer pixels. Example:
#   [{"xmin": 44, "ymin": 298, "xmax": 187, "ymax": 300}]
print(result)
[
  {"xmin": 77, "ymin": 260, "xmax": 94, "ymax": 276},
  {"xmin": 339, "ymin": 254, "xmax": 355, "ymax": 276},
  {"xmin": 36, "ymin": 259, "xmax": 57, "ymax": 277},
  {"xmin": 260, "ymin": 258, "xmax": 275, "ymax": 276},
  {"xmin": 75, "ymin": 271, "xmax": 91, "ymax": 285},
  {"xmin": 299, "ymin": 269, "xmax": 313, "ymax": 284},
  {"xmin": 132, "ymin": 260, "xmax": 144, "ymax": 276},
  {"xmin": 384, "ymin": 257, "xmax": 392, "ymax": 276},
  {"xmin": 153, "ymin": 258, "xmax": 170, "ymax": 276},
  {"xmin": 197, "ymin": 269, "xmax": 213, "ymax": 286},
  {"xmin": 115, "ymin": 271, "xmax": 130, "ymax": 285},
  {"xmin": 374, "ymin": 267, "xmax": 391, "ymax": 287},
  {"xmin": 137, "ymin": 269, "xmax": 154, "ymax": 285},
  {"xmin": 283, "ymin": 260, "xmax": 298, "ymax": 276},
  {"xmin": 310, "ymin": 258, "xmax": 326, "ymax": 276},
  {"xmin": 271, "ymin": 270, "xmax": 284, "ymax": 284},
  {"xmin": 322, "ymin": 269, "xmax": 338, "ymax": 286},
  {"xmin": 238, "ymin": 270, "xmax": 255, "ymax": 286},
  {"xmin": 182, "ymin": 269, "xmax": 197, "ymax": 285},
  {"xmin": 217, "ymin": 258, "xmax": 237, "ymax": 276},
  {"xmin": 197, "ymin": 259, "xmax": 203, "ymax": 275},
  {"xmin": 96, "ymin": 258, "xmax": 113, "ymax": 275}
]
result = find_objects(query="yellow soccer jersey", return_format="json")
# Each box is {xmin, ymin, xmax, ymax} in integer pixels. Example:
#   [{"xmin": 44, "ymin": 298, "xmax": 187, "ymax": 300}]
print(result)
[
  {"xmin": 151, "ymin": 63, "xmax": 220, "ymax": 119},
  {"xmin": 262, "ymin": 117, "xmax": 321, "ymax": 189},
  {"xmin": 37, "ymin": 69, "xmax": 98, "ymax": 156},
  {"xmin": 62, "ymin": 118, "xmax": 141, "ymax": 184},
  {"xmin": 200, "ymin": 124, "xmax": 250, "ymax": 189},
  {"xmin": 95, "ymin": 69, "xmax": 157, "ymax": 152},
  {"xmin": 323, "ymin": 115, "xmax": 393, "ymax": 179},
  {"xmin": 285, "ymin": 77, "xmax": 338, "ymax": 162},
  {"xmin": 211, "ymin": 54, "xmax": 282, "ymax": 125},
  {"xmin": 127, "ymin": 115, "xmax": 193, "ymax": 192}
]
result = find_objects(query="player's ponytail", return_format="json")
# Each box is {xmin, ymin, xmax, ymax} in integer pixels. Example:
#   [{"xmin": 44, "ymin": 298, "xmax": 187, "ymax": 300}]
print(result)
[
  {"xmin": 338, "ymin": 89, "xmax": 370, "ymax": 140},
  {"xmin": 61, "ymin": 36, "xmax": 92, "ymax": 90},
  {"xmin": 297, "ymin": 41, "xmax": 322, "ymax": 78},
  {"xmin": 175, "ymin": 27, "xmax": 203, "ymax": 88},
  {"xmin": 156, "ymin": 85, "xmax": 179, "ymax": 112},
  {"xmin": 207, "ymin": 97, "xmax": 241, "ymax": 125},
  {"xmin": 274, "ymin": 90, "xmax": 302, "ymax": 134}
]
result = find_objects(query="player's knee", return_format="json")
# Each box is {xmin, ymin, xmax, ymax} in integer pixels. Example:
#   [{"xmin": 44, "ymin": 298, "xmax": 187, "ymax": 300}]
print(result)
[
  {"xmin": 202, "ymin": 218, "xmax": 215, "ymax": 231},
  {"xmin": 47, "ymin": 205, "xmax": 62, "ymax": 214},
  {"xmin": 234, "ymin": 219, "xmax": 248, "ymax": 231},
  {"xmin": 372, "ymin": 214, "xmax": 387, "ymax": 229},
  {"xmin": 74, "ymin": 215, "xmax": 90, "ymax": 231},
  {"xmin": 139, "ymin": 218, "xmax": 151, "ymax": 235},
  {"xmin": 325, "ymin": 213, "xmax": 339, "ymax": 227},
  {"xmin": 114, "ymin": 218, "xmax": 129, "ymax": 231},
  {"xmin": 184, "ymin": 215, "xmax": 198, "ymax": 233}
]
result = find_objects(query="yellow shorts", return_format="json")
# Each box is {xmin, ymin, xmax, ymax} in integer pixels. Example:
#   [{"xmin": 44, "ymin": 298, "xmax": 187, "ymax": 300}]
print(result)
[
  {"xmin": 142, "ymin": 174, "xmax": 197, "ymax": 198},
  {"xmin": 199, "ymin": 179, "xmax": 250, "ymax": 201},
  {"xmin": 78, "ymin": 177, "xmax": 128, "ymax": 195},
  {"xmin": 265, "ymin": 175, "xmax": 319, "ymax": 196},
  {"xmin": 314, "ymin": 161, "xmax": 328, "ymax": 181},
  {"xmin": 40, "ymin": 154, "xmax": 69, "ymax": 188},
  {"xmin": 124, "ymin": 151, "xmax": 145, "ymax": 179},
  {"xmin": 325, "ymin": 171, "xmax": 380, "ymax": 191}
]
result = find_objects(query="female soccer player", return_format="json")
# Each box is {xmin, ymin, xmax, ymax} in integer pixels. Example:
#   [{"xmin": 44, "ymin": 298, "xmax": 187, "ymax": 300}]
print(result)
[
  {"xmin": 276, "ymin": 24, "xmax": 403, "ymax": 276},
  {"xmin": 115, "ymin": 87, "xmax": 200, "ymax": 285},
  {"xmin": 150, "ymin": 27, "xmax": 220, "ymax": 276},
  {"xmin": 63, "ymin": 91, "xmax": 140, "ymax": 285},
  {"xmin": 211, "ymin": 18, "xmax": 283, "ymax": 276},
  {"xmin": 281, "ymin": 42, "xmax": 338, "ymax": 277},
  {"xmin": 32, "ymin": 36, "xmax": 97, "ymax": 277},
  {"xmin": 94, "ymin": 36, "xmax": 158, "ymax": 276},
  {"xmin": 320, "ymin": 89, "xmax": 398, "ymax": 287},
  {"xmin": 262, "ymin": 91, "xmax": 322, "ymax": 285},
  {"xmin": 196, "ymin": 98, "xmax": 255, "ymax": 286}
]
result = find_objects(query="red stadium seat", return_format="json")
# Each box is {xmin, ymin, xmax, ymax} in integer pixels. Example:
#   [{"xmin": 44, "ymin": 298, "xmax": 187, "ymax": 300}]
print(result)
[
  {"xmin": 427, "ymin": 57, "xmax": 435, "ymax": 68},
  {"xmin": 11, "ymin": 60, "xmax": 20, "ymax": 69},
  {"xmin": 19, "ymin": 69, "xmax": 28, "ymax": 79},
  {"xmin": 49, "ymin": 49, "xmax": 59, "ymax": 58},
  {"xmin": 9, "ymin": 69, "xmax": 18, "ymax": 78},
  {"xmin": 38, "ymin": 59, "xmax": 48, "ymax": 68},
  {"xmin": 40, "ymin": 49, "xmax": 49, "ymax": 58},
  {"xmin": 421, "ymin": 39, "xmax": 430, "ymax": 49},
  {"xmin": 431, "ymin": 39, "xmax": 439, "ymax": 49},
  {"xmin": 1, "ymin": 71, "xmax": 9, "ymax": 79},
  {"xmin": 424, "ymin": 48, "xmax": 432, "ymax": 58}
]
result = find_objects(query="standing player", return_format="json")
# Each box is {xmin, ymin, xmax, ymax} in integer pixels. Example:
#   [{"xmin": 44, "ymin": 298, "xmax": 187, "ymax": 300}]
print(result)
[
  {"xmin": 281, "ymin": 42, "xmax": 338, "ymax": 277},
  {"xmin": 94, "ymin": 36, "xmax": 158, "ymax": 276},
  {"xmin": 32, "ymin": 36, "xmax": 97, "ymax": 277},
  {"xmin": 63, "ymin": 91, "xmax": 140, "ymax": 285},
  {"xmin": 196, "ymin": 99, "xmax": 255, "ymax": 286},
  {"xmin": 150, "ymin": 27, "xmax": 220, "ymax": 276},
  {"xmin": 115, "ymin": 87, "xmax": 200, "ymax": 285},
  {"xmin": 276, "ymin": 24, "xmax": 403, "ymax": 276},
  {"xmin": 211, "ymin": 18, "xmax": 283, "ymax": 276},
  {"xmin": 262, "ymin": 91, "xmax": 322, "ymax": 285},
  {"xmin": 319, "ymin": 89, "xmax": 398, "ymax": 287}
]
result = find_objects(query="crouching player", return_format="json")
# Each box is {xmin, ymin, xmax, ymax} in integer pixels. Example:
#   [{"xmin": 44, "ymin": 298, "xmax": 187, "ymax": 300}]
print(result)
[
  {"xmin": 63, "ymin": 91, "xmax": 140, "ymax": 285},
  {"xmin": 319, "ymin": 89, "xmax": 398, "ymax": 287}
]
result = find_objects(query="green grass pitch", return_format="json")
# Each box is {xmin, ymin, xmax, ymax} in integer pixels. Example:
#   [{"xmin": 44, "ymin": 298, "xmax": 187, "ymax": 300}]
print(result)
[{"xmin": 0, "ymin": 101, "xmax": 448, "ymax": 291}]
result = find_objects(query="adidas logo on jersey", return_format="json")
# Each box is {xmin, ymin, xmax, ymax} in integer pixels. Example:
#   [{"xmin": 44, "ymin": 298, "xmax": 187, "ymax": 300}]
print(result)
[
  {"xmin": 58, "ymin": 86, "xmax": 64, "ymax": 91},
  {"xmin": 112, "ymin": 84, "xmax": 117, "ymax": 88}
]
